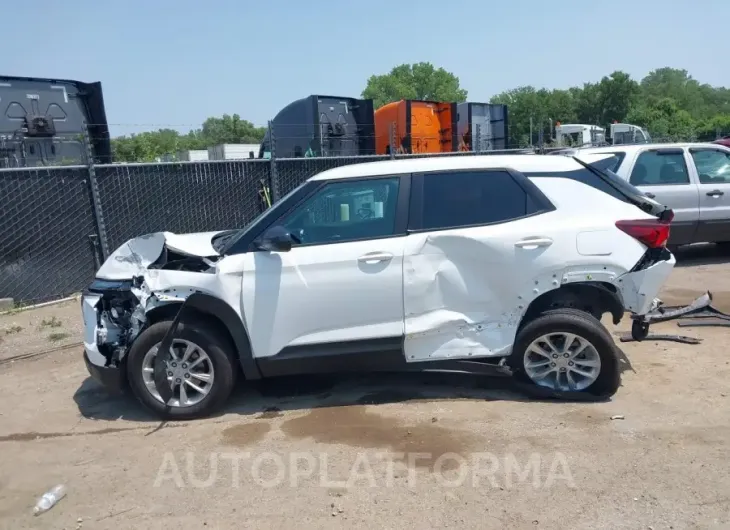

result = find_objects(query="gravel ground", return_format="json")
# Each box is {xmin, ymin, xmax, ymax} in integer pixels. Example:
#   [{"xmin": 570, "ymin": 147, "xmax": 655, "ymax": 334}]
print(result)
[{"xmin": 1, "ymin": 246, "xmax": 729, "ymax": 529}]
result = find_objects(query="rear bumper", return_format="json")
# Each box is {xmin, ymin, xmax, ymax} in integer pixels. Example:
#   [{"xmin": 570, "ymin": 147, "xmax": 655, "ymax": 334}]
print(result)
[
  {"xmin": 83, "ymin": 350, "xmax": 125, "ymax": 393},
  {"xmin": 615, "ymin": 252, "xmax": 676, "ymax": 315}
]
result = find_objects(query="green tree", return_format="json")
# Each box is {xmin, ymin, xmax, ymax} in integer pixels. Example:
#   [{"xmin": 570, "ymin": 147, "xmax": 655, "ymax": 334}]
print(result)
[
  {"xmin": 572, "ymin": 71, "xmax": 639, "ymax": 125},
  {"xmin": 695, "ymin": 114, "xmax": 730, "ymax": 141},
  {"xmin": 362, "ymin": 62, "xmax": 468, "ymax": 109},
  {"xmin": 491, "ymin": 87, "xmax": 577, "ymax": 147},
  {"xmin": 200, "ymin": 114, "xmax": 266, "ymax": 144},
  {"xmin": 111, "ymin": 114, "xmax": 266, "ymax": 162},
  {"xmin": 626, "ymin": 98, "xmax": 697, "ymax": 141}
]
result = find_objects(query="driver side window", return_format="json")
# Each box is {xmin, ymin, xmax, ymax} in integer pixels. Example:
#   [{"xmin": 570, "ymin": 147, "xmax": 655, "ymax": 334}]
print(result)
[{"xmin": 280, "ymin": 177, "xmax": 401, "ymax": 246}]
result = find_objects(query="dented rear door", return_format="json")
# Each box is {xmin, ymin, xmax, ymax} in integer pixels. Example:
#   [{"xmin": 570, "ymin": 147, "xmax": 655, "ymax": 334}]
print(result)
[{"xmin": 402, "ymin": 169, "xmax": 574, "ymax": 361}]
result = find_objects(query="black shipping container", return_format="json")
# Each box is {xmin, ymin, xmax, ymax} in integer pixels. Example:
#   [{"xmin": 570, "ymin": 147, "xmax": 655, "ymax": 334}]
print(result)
[
  {"xmin": 260, "ymin": 95, "xmax": 375, "ymax": 158},
  {"xmin": 0, "ymin": 76, "xmax": 111, "ymax": 167}
]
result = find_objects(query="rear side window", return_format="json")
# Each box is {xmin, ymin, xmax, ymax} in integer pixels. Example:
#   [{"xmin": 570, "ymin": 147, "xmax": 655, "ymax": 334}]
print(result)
[
  {"xmin": 414, "ymin": 170, "xmax": 544, "ymax": 230},
  {"xmin": 690, "ymin": 149, "xmax": 730, "ymax": 184},
  {"xmin": 524, "ymin": 167, "xmax": 633, "ymax": 204},
  {"xmin": 629, "ymin": 150, "xmax": 690, "ymax": 186}
]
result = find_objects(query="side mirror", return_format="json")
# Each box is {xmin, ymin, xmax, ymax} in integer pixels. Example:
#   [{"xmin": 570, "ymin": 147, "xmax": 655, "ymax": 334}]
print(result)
[{"xmin": 257, "ymin": 226, "xmax": 293, "ymax": 252}]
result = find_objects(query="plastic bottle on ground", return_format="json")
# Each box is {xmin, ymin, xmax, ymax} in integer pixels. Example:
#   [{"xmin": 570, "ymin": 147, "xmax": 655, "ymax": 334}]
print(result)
[{"xmin": 33, "ymin": 484, "xmax": 67, "ymax": 516}]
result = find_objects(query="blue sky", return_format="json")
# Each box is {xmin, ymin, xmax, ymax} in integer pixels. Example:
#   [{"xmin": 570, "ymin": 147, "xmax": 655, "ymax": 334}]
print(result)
[{"xmin": 4, "ymin": 0, "xmax": 728, "ymax": 137}]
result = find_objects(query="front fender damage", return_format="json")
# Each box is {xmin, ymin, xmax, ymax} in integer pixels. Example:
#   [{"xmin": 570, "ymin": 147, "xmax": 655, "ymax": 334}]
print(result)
[{"xmin": 90, "ymin": 260, "xmax": 226, "ymax": 369}]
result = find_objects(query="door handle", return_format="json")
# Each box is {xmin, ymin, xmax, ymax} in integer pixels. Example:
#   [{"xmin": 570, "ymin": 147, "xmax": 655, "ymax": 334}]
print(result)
[
  {"xmin": 645, "ymin": 192, "xmax": 656, "ymax": 199},
  {"xmin": 357, "ymin": 252, "xmax": 393, "ymax": 264},
  {"xmin": 706, "ymin": 190, "xmax": 724, "ymax": 197},
  {"xmin": 515, "ymin": 237, "xmax": 553, "ymax": 249}
]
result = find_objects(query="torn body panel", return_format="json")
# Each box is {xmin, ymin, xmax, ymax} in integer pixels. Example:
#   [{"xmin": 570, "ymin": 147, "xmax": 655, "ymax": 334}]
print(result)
[
  {"xmin": 614, "ymin": 253, "xmax": 676, "ymax": 314},
  {"xmin": 83, "ymin": 231, "xmax": 245, "ymax": 369},
  {"xmin": 96, "ymin": 231, "xmax": 224, "ymax": 280},
  {"xmin": 401, "ymin": 212, "xmax": 653, "ymax": 361}
]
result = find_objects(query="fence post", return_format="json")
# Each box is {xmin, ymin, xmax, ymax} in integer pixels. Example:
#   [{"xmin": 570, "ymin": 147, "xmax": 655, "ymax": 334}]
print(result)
[
  {"xmin": 82, "ymin": 123, "xmax": 111, "ymax": 259},
  {"xmin": 389, "ymin": 122, "xmax": 396, "ymax": 159},
  {"xmin": 268, "ymin": 120, "xmax": 281, "ymax": 202}
]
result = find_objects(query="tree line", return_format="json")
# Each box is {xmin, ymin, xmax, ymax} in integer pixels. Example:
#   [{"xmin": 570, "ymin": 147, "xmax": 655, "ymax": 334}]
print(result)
[
  {"xmin": 111, "ymin": 64, "xmax": 730, "ymax": 161},
  {"xmin": 111, "ymin": 115, "xmax": 266, "ymax": 162}
]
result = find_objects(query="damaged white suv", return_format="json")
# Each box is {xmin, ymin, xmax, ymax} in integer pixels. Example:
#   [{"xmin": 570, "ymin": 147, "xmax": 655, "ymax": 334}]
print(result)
[{"xmin": 82, "ymin": 154, "xmax": 683, "ymax": 419}]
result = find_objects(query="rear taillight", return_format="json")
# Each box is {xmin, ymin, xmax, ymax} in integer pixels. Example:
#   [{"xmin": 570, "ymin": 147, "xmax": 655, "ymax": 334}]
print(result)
[{"xmin": 615, "ymin": 219, "xmax": 671, "ymax": 248}]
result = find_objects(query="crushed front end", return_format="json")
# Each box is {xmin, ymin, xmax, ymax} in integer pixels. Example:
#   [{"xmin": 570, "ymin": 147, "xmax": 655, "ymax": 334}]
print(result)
[
  {"xmin": 80, "ymin": 230, "xmax": 225, "ymax": 392},
  {"xmin": 82, "ymin": 279, "xmax": 142, "ymax": 392}
]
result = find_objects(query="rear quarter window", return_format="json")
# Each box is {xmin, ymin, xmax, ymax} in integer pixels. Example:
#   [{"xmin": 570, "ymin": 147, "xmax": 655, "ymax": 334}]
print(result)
[
  {"xmin": 411, "ymin": 169, "xmax": 552, "ymax": 231},
  {"xmin": 524, "ymin": 165, "xmax": 635, "ymax": 204}
]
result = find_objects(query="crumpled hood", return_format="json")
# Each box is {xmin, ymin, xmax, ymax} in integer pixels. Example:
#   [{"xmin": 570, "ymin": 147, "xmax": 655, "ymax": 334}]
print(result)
[{"xmin": 96, "ymin": 231, "xmax": 224, "ymax": 280}]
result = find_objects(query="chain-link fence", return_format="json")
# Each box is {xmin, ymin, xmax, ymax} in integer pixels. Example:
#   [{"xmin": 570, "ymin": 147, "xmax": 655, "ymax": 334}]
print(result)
[
  {"xmin": 0, "ymin": 166, "xmax": 100, "ymax": 304},
  {"xmin": 1, "ymin": 149, "xmax": 537, "ymax": 305}
]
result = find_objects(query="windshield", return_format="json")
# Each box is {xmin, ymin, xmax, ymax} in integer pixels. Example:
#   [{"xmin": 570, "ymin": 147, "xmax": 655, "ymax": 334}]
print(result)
[{"xmin": 215, "ymin": 180, "xmax": 309, "ymax": 255}]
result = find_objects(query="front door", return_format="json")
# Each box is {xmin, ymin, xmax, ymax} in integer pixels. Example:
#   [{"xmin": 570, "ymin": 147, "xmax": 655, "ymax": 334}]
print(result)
[
  {"xmin": 688, "ymin": 147, "xmax": 730, "ymax": 244},
  {"xmin": 241, "ymin": 175, "xmax": 407, "ymax": 360}
]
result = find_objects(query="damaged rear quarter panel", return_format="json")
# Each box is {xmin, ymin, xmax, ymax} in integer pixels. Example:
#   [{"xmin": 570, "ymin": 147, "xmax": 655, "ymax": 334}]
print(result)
[
  {"xmin": 401, "ymin": 214, "xmax": 646, "ymax": 361},
  {"xmin": 402, "ymin": 223, "xmax": 566, "ymax": 361},
  {"xmin": 614, "ymin": 254, "xmax": 677, "ymax": 314}
]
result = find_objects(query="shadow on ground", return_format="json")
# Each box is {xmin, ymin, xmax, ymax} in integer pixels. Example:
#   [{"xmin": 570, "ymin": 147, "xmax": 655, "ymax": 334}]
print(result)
[
  {"xmin": 673, "ymin": 243, "xmax": 730, "ymax": 268},
  {"xmin": 74, "ymin": 367, "xmax": 615, "ymax": 424}
]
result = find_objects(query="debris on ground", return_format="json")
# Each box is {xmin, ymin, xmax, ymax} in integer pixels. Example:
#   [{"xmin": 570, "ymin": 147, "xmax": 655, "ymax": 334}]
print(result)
[
  {"xmin": 676, "ymin": 303, "xmax": 730, "ymax": 327},
  {"xmin": 619, "ymin": 333, "xmax": 701, "ymax": 344},
  {"xmin": 610, "ymin": 415, "xmax": 625, "ymax": 420},
  {"xmin": 33, "ymin": 484, "xmax": 67, "ymax": 515}
]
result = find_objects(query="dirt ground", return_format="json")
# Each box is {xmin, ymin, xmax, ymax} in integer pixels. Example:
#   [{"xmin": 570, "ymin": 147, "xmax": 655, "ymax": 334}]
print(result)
[{"xmin": 1, "ymin": 245, "xmax": 730, "ymax": 530}]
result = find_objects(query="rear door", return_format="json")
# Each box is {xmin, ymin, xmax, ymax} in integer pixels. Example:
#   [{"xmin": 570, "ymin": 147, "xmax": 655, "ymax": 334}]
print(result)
[
  {"xmin": 688, "ymin": 146, "xmax": 730, "ymax": 243},
  {"xmin": 625, "ymin": 147, "xmax": 700, "ymax": 245},
  {"xmin": 402, "ymin": 168, "xmax": 562, "ymax": 362}
]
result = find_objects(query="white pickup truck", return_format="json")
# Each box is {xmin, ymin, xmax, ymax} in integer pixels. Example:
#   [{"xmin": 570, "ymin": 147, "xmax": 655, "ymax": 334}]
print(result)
[{"xmin": 565, "ymin": 143, "xmax": 730, "ymax": 247}]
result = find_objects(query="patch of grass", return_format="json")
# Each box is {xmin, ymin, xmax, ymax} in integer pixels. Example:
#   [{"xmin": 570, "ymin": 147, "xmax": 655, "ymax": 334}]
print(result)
[
  {"xmin": 40, "ymin": 316, "xmax": 62, "ymax": 329},
  {"xmin": 4, "ymin": 325, "xmax": 23, "ymax": 335},
  {"xmin": 4, "ymin": 302, "xmax": 30, "ymax": 315},
  {"xmin": 47, "ymin": 332, "xmax": 71, "ymax": 343}
]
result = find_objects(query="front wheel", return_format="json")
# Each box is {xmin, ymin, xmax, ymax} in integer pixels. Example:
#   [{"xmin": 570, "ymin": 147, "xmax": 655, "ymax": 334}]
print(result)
[
  {"xmin": 509, "ymin": 309, "xmax": 620, "ymax": 399},
  {"xmin": 126, "ymin": 319, "xmax": 239, "ymax": 420}
]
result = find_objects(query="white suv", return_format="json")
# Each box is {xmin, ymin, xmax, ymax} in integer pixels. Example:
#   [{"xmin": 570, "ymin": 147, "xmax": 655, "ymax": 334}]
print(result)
[{"xmin": 81, "ymin": 154, "xmax": 680, "ymax": 419}]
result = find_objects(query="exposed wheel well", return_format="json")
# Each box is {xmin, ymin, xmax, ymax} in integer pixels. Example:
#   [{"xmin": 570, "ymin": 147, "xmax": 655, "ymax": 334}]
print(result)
[
  {"xmin": 519, "ymin": 282, "xmax": 624, "ymax": 331},
  {"xmin": 145, "ymin": 303, "xmax": 242, "ymax": 376}
]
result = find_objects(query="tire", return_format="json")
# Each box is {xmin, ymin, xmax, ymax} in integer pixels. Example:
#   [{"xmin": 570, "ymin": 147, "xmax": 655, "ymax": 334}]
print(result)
[
  {"xmin": 126, "ymin": 319, "xmax": 238, "ymax": 420},
  {"xmin": 508, "ymin": 309, "xmax": 620, "ymax": 400}
]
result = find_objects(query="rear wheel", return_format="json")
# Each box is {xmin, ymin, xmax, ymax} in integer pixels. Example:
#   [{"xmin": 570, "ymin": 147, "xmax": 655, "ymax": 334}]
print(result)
[
  {"xmin": 126, "ymin": 319, "xmax": 238, "ymax": 420},
  {"xmin": 509, "ymin": 309, "xmax": 620, "ymax": 398}
]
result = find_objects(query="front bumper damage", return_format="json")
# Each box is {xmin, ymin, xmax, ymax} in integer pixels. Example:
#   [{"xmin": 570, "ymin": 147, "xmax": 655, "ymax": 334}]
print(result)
[
  {"xmin": 81, "ymin": 231, "xmax": 225, "ymax": 390},
  {"xmin": 628, "ymin": 291, "xmax": 713, "ymax": 341},
  {"xmin": 83, "ymin": 350, "xmax": 126, "ymax": 393}
]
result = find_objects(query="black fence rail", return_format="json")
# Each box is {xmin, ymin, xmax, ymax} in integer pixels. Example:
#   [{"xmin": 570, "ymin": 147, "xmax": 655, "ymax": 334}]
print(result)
[{"xmin": 1, "ymin": 150, "xmax": 533, "ymax": 305}]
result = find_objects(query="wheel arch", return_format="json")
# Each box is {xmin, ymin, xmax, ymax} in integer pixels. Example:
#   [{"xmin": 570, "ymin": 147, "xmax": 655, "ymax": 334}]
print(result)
[
  {"xmin": 519, "ymin": 282, "xmax": 624, "ymax": 330},
  {"xmin": 145, "ymin": 293, "xmax": 261, "ymax": 380}
]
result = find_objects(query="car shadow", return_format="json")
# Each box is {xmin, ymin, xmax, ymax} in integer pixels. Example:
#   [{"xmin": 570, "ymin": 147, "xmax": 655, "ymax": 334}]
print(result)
[
  {"xmin": 73, "ymin": 368, "xmax": 616, "ymax": 425},
  {"xmin": 673, "ymin": 243, "xmax": 730, "ymax": 268}
]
